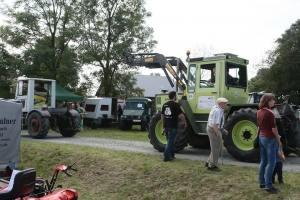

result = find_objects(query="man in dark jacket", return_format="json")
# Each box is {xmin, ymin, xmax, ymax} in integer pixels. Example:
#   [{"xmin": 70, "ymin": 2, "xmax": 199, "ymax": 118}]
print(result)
[
  {"xmin": 161, "ymin": 91, "xmax": 187, "ymax": 162},
  {"xmin": 117, "ymin": 104, "xmax": 123, "ymax": 129}
]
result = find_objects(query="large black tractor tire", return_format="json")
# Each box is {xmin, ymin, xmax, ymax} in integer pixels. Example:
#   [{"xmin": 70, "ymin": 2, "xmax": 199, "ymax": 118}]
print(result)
[
  {"xmin": 224, "ymin": 108, "xmax": 260, "ymax": 162},
  {"xmin": 188, "ymin": 134, "xmax": 211, "ymax": 149},
  {"xmin": 148, "ymin": 113, "xmax": 165, "ymax": 152},
  {"xmin": 59, "ymin": 115, "xmax": 79, "ymax": 137},
  {"xmin": 27, "ymin": 112, "xmax": 50, "ymax": 139},
  {"xmin": 174, "ymin": 117, "xmax": 189, "ymax": 151},
  {"xmin": 148, "ymin": 113, "xmax": 189, "ymax": 152}
]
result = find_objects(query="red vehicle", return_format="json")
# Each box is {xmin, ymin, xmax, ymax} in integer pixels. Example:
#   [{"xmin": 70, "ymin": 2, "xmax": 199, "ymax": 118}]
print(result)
[{"xmin": 0, "ymin": 163, "xmax": 78, "ymax": 200}]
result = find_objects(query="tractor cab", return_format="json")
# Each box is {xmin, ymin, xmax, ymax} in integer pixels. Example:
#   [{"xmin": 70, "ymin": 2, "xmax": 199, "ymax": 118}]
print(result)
[
  {"xmin": 13, "ymin": 77, "xmax": 56, "ymax": 113},
  {"xmin": 186, "ymin": 53, "xmax": 249, "ymax": 134}
]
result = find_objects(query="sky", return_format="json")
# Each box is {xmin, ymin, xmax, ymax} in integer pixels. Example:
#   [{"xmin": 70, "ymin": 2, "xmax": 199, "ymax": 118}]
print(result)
[
  {"xmin": 139, "ymin": 0, "xmax": 300, "ymax": 79},
  {"xmin": 1, "ymin": 0, "xmax": 299, "ymax": 80}
]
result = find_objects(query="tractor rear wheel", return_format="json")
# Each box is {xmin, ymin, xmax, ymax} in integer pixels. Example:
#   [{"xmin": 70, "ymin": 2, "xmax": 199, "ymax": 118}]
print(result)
[
  {"xmin": 59, "ymin": 115, "xmax": 79, "ymax": 137},
  {"xmin": 148, "ymin": 113, "xmax": 165, "ymax": 152},
  {"xmin": 148, "ymin": 113, "xmax": 189, "ymax": 152},
  {"xmin": 224, "ymin": 108, "xmax": 260, "ymax": 162},
  {"xmin": 27, "ymin": 112, "xmax": 50, "ymax": 139},
  {"xmin": 174, "ymin": 117, "xmax": 189, "ymax": 151}
]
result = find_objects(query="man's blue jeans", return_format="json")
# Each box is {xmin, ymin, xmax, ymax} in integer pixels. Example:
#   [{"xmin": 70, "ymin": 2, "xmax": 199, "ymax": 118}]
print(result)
[
  {"xmin": 259, "ymin": 136, "xmax": 276, "ymax": 189},
  {"xmin": 164, "ymin": 128, "xmax": 177, "ymax": 160}
]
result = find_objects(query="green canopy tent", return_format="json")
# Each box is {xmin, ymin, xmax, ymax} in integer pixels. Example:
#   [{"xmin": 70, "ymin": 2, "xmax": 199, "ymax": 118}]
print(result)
[{"xmin": 49, "ymin": 83, "xmax": 84, "ymax": 101}]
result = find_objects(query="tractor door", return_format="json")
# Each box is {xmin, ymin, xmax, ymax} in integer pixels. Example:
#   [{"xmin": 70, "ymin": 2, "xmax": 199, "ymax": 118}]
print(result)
[
  {"xmin": 186, "ymin": 62, "xmax": 220, "ymax": 134},
  {"xmin": 15, "ymin": 80, "xmax": 28, "ymax": 112}
]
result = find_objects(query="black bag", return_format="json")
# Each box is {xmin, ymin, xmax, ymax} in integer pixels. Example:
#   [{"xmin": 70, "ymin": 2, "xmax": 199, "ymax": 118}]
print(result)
[
  {"xmin": 253, "ymin": 111, "xmax": 267, "ymax": 149},
  {"xmin": 253, "ymin": 133, "xmax": 260, "ymax": 149}
]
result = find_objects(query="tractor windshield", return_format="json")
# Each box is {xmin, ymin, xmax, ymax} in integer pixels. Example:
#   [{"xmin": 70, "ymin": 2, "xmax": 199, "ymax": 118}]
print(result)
[
  {"xmin": 124, "ymin": 102, "xmax": 145, "ymax": 110},
  {"xmin": 225, "ymin": 62, "xmax": 247, "ymax": 88},
  {"xmin": 17, "ymin": 81, "xmax": 28, "ymax": 96},
  {"xmin": 200, "ymin": 64, "xmax": 215, "ymax": 88},
  {"xmin": 187, "ymin": 64, "xmax": 196, "ymax": 92}
]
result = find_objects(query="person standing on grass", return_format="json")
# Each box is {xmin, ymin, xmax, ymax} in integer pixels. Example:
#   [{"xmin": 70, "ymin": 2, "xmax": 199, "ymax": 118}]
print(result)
[
  {"xmin": 161, "ymin": 91, "xmax": 187, "ymax": 162},
  {"xmin": 117, "ymin": 104, "xmax": 123, "ymax": 129},
  {"xmin": 257, "ymin": 94, "xmax": 282, "ymax": 194},
  {"xmin": 205, "ymin": 97, "xmax": 228, "ymax": 172},
  {"xmin": 272, "ymin": 135, "xmax": 286, "ymax": 184},
  {"xmin": 75, "ymin": 102, "xmax": 86, "ymax": 131}
]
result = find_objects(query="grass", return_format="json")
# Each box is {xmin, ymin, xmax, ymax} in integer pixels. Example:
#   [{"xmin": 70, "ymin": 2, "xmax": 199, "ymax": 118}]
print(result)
[
  {"xmin": 75, "ymin": 125, "xmax": 150, "ymax": 142},
  {"xmin": 20, "ymin": 140, "xmax": 300, "ymax": 200}
]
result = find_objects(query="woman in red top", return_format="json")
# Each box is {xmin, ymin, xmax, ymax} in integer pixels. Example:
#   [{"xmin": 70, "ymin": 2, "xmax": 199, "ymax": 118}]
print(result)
[{"xmin": 257, "ymin": 94, "xmax": 282, "ymax": 194}]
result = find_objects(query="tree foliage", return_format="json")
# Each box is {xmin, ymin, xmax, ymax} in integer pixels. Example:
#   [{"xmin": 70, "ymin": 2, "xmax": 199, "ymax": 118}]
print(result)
[
  {"xmin": 0, "ymin": 43, "xmax": 17, "ymax": 98},
  {"xmin": 0, "ymin": 0, "xmax": 84, "ymax": 93},
  {"xmin": 0, "ymin": 0, "xmax": 157, "ymax": 98},
  {"xmin": 79, "ymin": 0, "xmax": 157, "ymax": 97},
  {"xmin": 249, "ymin": 19, "xmax": 300, "ymax": 104}
]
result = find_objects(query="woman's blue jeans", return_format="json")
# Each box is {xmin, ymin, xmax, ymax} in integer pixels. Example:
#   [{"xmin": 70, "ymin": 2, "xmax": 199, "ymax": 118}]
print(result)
[
  {"xmin": 164, "ymin": 128, "xmax": 177, "ymax": 160},
  {"xmin": 259, "ymin": 136, "xmax": 276, "ymax": 189}
]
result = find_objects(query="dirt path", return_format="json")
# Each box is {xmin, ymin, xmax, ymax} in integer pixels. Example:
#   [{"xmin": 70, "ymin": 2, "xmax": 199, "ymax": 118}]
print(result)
[{"xmin": 21, "ymin": 131, "xmax": 300, "ymax": 172}]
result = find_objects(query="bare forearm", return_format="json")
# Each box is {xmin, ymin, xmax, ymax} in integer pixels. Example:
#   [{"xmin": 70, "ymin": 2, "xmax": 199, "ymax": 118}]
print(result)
[
  {"xmin": 272, "ymin": 127, "xmax": 282, "ymax": 147},
  {"xmin": 272, "ymin": 128, "xmax": 280, "ymax": 142},
  {"xmin": 213, "ymin": 124, "xmax": 220, "ymax": 136},
  {"xmin": 278, "ymin": 151, "xmax": 286, "ymax": 162},
  {"xmin": 161, "ymin": 114, "xmax": 164, "ymax": 128},
  {"xmin": 179, "ymin": 113, "xmax": 187, "ymax": 126}
]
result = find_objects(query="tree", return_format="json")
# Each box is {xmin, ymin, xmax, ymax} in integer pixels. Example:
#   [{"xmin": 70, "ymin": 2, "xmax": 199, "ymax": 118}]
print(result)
[
  {"xmin": 79, "ymin": 0, "xmax": 157, "ymax": 97},
  {"xmin": 0, "ymin": 43, "xmax": 18, "ymax": 98},
  {"xmin": 248, "ymin": 68, "xmax": 271, "ymax": 92},
  {"xmin": 255, "ymin": 20, "xmax": 300, "ymax": 104},
  {"xmin": 114, "ymin": 70, "xmax": 144, "ymax": 99},
  {"xmin": 0, "ymin": 0, "xmax": 84, "ymax": 93}
]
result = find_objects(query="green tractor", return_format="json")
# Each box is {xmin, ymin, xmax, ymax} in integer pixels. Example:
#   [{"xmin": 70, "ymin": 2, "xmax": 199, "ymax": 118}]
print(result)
[{"xmin": 123, "ymin": 52, "xmax": 300, "ymax": 162}]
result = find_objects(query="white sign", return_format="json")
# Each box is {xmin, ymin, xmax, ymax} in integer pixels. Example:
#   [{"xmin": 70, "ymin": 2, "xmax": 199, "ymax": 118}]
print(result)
[
  {"xmin": 137, "ymin": 103, "xmax": 143, "ymax": 108},
  {"xmin": 198, "ymin": 96, "xmax": 216, "ymax": 109},
  {"xmin": 0, "ymin": 100, "xmax": 21, "ymax": 172}
]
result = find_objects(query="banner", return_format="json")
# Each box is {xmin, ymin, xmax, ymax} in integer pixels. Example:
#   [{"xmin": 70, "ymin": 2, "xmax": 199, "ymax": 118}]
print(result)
[{"xmin": 0, "ymin": 100, "xmax": 21, "ymax": 171}]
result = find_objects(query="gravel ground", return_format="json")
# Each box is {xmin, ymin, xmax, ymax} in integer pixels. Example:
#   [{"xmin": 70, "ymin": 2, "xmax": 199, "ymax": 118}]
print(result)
[{"xmin": 21, "ymin": 131, "xmax": 300, "ymax": 173}]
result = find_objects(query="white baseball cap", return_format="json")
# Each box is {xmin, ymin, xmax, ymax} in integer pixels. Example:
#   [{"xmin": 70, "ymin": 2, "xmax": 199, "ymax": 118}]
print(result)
[{"xmin": 217, "ymin": 98, "xmax": 228, "ymax": 103}]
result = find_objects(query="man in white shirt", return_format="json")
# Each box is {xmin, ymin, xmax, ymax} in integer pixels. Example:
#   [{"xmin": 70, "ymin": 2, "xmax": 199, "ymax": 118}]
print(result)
[{"xmin": 206, "ymin": 98, "xmax": 228, "ymax": 171}]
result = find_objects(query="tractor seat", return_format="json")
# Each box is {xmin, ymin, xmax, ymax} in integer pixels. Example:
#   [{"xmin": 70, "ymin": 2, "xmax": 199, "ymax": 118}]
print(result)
[{"xmin": 0, "ymin": 168, "xmax": 36, "ymax": 200}]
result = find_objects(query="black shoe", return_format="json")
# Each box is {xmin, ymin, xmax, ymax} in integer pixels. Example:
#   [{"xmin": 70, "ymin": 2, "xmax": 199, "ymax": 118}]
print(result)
[
  {"xmin": 260, "ymin": 185, "xmax": 265, "ymax": 188},
  {"xmin": 279, "ymin": 181, "xmax": 284, "ymax": 184},
  {"xmin": 207, "ymin": 166, "xmax": 221, "ymax": 172},
  {"xmin": 163, "ymin": 158, "xmax": 173, "ymax": 162},
  {"xmin": 265, "ymin": 187, "xmax": 279, "ymax": 194},
  {"xmin": 205, "ymin": 162, "xmax": 209, "ymax": 167}
]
